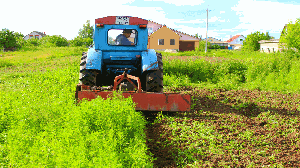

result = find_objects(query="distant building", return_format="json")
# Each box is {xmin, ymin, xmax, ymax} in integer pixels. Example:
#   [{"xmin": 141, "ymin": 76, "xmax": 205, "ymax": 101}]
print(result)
[
  {"xmin": 258, "ymin": 39, "xmax": 280, "ymax": 53},
  {"xmin": 226, "ymin": 35, "xmax": 245, "ymax": 50},
  {"xmin": 147, "ymin": 20, "xmax": 201, "ymax": 52},
  {"xmin": 203, "ymin": 37, "xmax": 228, "ymax": 48},
  {"xmin": 24, "ymin": 31, "xmax": 46, "ymax": 40}
]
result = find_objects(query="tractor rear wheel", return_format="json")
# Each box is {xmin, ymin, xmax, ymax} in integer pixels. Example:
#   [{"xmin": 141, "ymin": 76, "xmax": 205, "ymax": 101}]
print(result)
[
  {"xmin": 145, "ymin": 52, "xmax": 163, "ymax": 92},
  {"xmin": 79, "ymin": 52, "xmax": 97, "ymax": 86}
]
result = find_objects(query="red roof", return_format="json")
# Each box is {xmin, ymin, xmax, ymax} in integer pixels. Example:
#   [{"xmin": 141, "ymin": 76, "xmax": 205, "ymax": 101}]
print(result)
[{"xmin": 226, "ymin": 35, "xmax": 241, "ymax": 43}]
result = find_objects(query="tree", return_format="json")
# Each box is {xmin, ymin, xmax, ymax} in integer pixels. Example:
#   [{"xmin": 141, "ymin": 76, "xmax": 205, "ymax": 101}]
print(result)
[
  {"xmin": 0, "ymin": 28, "xmax": 18, "ymax": 51},
  {"xmin": 78, "ymin": 20, "xmax": 94, "ymax": 39},
  {"xmin": 76, "ymin": 20, "xmax": 94, "ymax": 47},
  {"xmin": 211, "ymin": 44, "xmax": 220, "ymax": 50},
  {"xmin": 265, "ymin": 32, "xmax": 275, "ymax": 40},
  {"xmin": 280, "ymin": 18, "xmax": 300, "ymax": 52},
  {"xmin": 242, "ymin": 31, "xmax": 271, "ymax": 52},
  {"xmin": 196, "ymin": 40, "xmax": 211, "ymax": 52},
  {"xmin": 11, "ymin": 31, "xmax": 25, "ymax": 50},
  {"xmin": 194, "ymin": 33, "xmax": 202, "ymax": 39}
]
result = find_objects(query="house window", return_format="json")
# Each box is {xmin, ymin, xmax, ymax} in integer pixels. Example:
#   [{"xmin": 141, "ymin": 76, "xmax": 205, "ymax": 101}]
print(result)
[
  {"xmin": 158, "ymin": 39, "xmax": 164, "ymax": 45},
  {"xmin": 240, "ymin": 39, "xmax": 243, "ymax": 41},
  {"xmin": 170, "ymin": 39, "xmax": 175, "ymax": 45},
  {"xmin": 35, "ymin": 35, "xmax": 39, "ymax": 39},
  {"xmin": 148, "ymin": 27, "xmax": 153, "ymax": 34},
  {"xmin": 29, "ymin": 35, "xmax": 33, "ymax": 39}
]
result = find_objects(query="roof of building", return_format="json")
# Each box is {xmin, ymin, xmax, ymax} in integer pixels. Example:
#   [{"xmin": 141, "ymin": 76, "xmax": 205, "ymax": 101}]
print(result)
[
  {"xmin": 26, "ymin": 31, "xmax": 46, "ymax": 37},
  {"xmin": 147, "ymin": 20, "xmax": 201, "ymax": 40},
  {"xmin": 226, "ymin": 35, "xmax": 244, "ymax": 43},
  {"xmin": 210, "ymin": 41, "xmax": 229, "ymax": 44},
  {"xmin": 258, "ymin": 39, "xmax": 280, "ymax": 43},
  {"xmin": 148, "ymin": 24, "xmax": 182, "ymax": 37},
  {"xmin": 203, "ymin": 37, "xmax": 225, "ymax": 42}
]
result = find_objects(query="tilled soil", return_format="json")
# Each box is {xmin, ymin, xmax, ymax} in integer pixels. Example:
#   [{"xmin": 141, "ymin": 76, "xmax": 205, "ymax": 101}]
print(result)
[{"xmin": 142, "ymin": 86, "xmax": 300, "ymax": 167}]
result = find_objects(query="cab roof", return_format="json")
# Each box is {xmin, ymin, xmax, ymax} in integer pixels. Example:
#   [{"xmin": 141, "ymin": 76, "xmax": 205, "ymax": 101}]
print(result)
[{"xmin": 95, "ymin": 16, "xmax": 148, "ymax": 25}]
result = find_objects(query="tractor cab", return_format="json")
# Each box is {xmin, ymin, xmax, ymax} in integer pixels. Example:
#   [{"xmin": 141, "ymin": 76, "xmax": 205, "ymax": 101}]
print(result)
[{"xmin": 94, "ymin": 16, "xmax": 148, "ymax": 51}]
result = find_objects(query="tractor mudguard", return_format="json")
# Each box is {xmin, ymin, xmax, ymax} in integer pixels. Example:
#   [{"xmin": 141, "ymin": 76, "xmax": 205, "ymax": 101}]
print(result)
[
  {"xmin": 141, "ymin": 49, "xmax": 158, "ymax": 74},
  {"xmin": 86, "ymin": 47, "xmax": 102, "ymax": 71}
]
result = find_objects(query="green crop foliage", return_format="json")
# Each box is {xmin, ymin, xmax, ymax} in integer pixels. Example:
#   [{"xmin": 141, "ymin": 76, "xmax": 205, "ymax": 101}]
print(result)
[
  {"xmin": 162, "ymin": 49, "xmax": 300, "ymax": 94},
  {"xmin": 1, "ymin": 46, "xmax": 300, "ymax": 167},
  {"xmin": 0, "ymin": 47, "xmax": 154, "ymax": 167}
]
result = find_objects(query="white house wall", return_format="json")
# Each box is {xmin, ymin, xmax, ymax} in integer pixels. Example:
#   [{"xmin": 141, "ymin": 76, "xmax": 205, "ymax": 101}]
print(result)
[
  {"xmin": 24, "ymin": 32, "xmax": 44, "ymax": 40},
  {"xmin": 260, "ymin": 43, "xmax": 279, "ymax": 53},
  {"xmin": 228, "ymin": 36, "xmax": 245, "ymax": 45}
]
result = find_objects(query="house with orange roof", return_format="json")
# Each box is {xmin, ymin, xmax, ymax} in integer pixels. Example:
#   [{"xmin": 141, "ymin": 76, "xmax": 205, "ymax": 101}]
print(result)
[
  {"xmin": 146, "ymin": 20, "xmax": 201, "ymax": 52},
  {"xmin": 226, "ymin": 35, "xmax": 245, "ymax": 50}
]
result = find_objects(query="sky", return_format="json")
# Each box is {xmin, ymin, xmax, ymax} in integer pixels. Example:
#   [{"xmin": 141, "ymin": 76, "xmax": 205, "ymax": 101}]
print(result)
[{"xmin": 1, "ymin": 0, "xmax": 299, "ymax": 41}]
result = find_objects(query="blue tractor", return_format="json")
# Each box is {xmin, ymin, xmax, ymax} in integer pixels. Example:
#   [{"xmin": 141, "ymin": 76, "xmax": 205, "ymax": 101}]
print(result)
[
  {"xmin": 79, "ymin": 16, "xmax": 162, "ymax": 92},
  {"xmin": 76, "ymin": 16, "xmax": 190, "ymax": 112}
]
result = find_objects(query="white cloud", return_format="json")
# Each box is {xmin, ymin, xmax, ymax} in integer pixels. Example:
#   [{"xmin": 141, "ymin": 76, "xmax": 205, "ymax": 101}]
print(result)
[
  {"xmin": 170, "ymin": 25, "xmax": 207, "ymax": 38},
  {"xmin": 220, "ymin": 11, "xmax": 225, "ymax": 14},
  {"xmin": 231, "ymin": 0, "xmax": 300, "ymax": 36},
  {"xmin": 0, "ymin": 0, "xmax": 167, "ymax": 40},
  {"xmin": 167, "ymin": 19, "xmax": 206, "ymax": 24},
  {"xmin": 206, "ymin": 16, "xmax": 225, "ymax": 23},
  {"xmin": 173, "ymin": 16, "xmax": 224, "ymax": 24},
  {"xmin": 144, "ymin": 0, "xmax": 205, "ymax": 6}
]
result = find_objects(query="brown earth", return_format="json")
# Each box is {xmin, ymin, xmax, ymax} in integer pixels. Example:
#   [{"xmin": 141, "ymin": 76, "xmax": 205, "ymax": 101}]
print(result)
[{"xmin": 143, "ymin": 86, "xmax": 300, "ymax": 167}]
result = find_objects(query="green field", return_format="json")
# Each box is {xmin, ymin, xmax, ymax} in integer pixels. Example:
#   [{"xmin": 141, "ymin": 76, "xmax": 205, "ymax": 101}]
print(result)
[
  {"xmin": 160, "ymin": 49, "xmax": 300, "ymax": 94},
  {"xmin": 1, "ymin": 47, "xmax": 299, "ymax": 167}
]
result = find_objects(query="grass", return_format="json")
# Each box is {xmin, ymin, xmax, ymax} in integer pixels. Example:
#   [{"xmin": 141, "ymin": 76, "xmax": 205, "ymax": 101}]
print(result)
[
  {"xmin": 0, "ymin": 46, "xmax": 154, "ymax": 167},
  {"xmin": 1, "ymin": 46, "xmax": 299, "ymax": 167},
  {"xmin": 160, "ymin": 49, "xmax": 300, "ymax": 94}
]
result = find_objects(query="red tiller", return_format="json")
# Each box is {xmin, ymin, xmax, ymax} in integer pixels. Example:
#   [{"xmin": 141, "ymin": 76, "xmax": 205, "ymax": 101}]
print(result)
[{"xmin": 75, "ymin": 72, "xmax": 191, "ymax": 112}]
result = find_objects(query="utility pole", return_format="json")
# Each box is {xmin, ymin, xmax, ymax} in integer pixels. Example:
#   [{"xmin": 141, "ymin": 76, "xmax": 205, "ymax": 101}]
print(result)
[{"xmin": 205, "ymin": 7, "xmax": 208, "ymax": 53}]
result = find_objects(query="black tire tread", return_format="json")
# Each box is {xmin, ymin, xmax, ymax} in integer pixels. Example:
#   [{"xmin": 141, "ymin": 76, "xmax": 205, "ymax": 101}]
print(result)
[
  {"xmin": 79, "ymin": 52, "xmax": 96, "ymax": 86},
  {"xmin": 145, "ymin": 52, "xmax": 163, "ymax": 92}
]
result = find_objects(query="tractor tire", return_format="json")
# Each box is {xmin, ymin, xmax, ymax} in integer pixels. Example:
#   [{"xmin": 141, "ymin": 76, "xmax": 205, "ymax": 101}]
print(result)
[
  {"xmin": 145, "ymin": 52, "xmax": 163, "ymax": 92},
  {"xmin": 79, "ymin": 52, "xmax": 97, "ymax": 86}
]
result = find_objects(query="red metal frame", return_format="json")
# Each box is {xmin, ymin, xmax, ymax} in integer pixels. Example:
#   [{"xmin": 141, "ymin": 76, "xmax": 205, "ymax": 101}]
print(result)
[
  {"xmin": 77, "ymin": 91, "xmax": 190, "ymax": 112},
  {"xmin": 75, "ymin": 71, "xmax": 191, "ymax": 112},
  {"xmin": 113, "ymin": 72, "xmax": 141, "ymax": 92}
]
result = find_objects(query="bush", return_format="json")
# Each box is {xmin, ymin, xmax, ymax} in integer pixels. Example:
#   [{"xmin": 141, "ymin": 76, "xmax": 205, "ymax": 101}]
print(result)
[
  {"xmin": 27, "ymin": 38, "xmax": 39, "ymax": 46},
  {"xmin": 196, "ymin": 40, "xmax": 211, "ymax": 52},
  {"xmin": 280, "ymin": 18, "xmax": 300, "ymax": 53},
  {"xmin": 242, "ymin": 31, "xmax": 271, "ymax": 52},
  {"xmin": 69, "ymin": 36, "xmax": 93, "ymax": 48},
  {"xmin": 38, "ymin": 35, "xmax": 69, "ymax": 48},
  {"xmin": 0, "ymin": 29, "xmax": 18, "ymax": 51},
  {"xmin": 209, "ymin": 44, "xmax": 221, "ymax": 50}
]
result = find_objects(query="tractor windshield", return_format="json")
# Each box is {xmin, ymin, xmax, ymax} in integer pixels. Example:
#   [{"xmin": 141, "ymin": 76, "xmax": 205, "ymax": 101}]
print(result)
[{"xmin": 108, "ymin": 29, "xmax": 137, "ymax": 46}]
